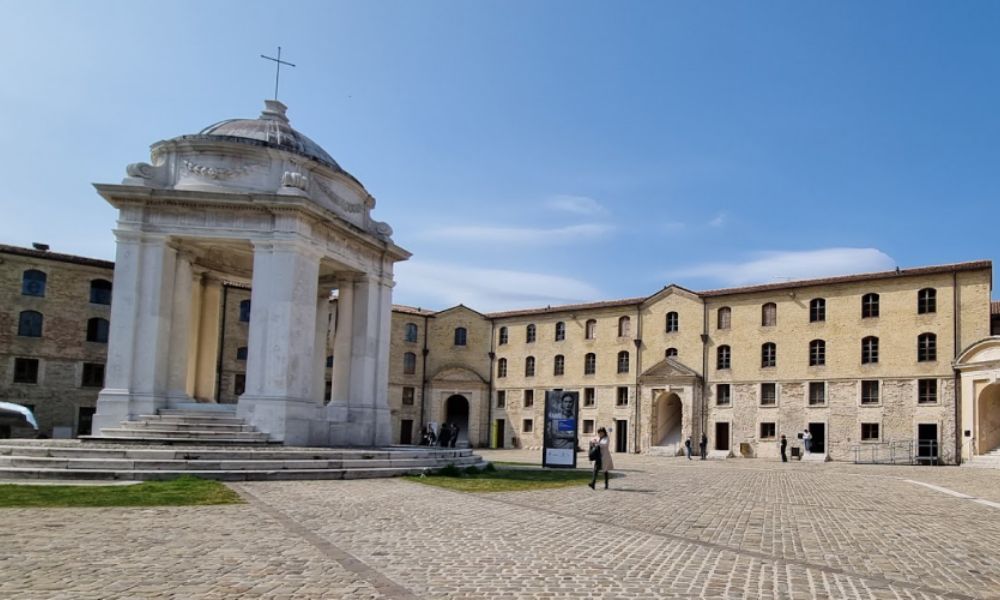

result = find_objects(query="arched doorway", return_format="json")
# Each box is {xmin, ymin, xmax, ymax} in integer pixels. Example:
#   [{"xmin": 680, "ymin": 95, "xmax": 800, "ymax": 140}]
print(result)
[
  {"xmin": 444, "ymin": 394, "xmax": 470, "ymax": 447},
  {"xmin": 978, "ymin": 383, "xmax": 1000, "ymax": 455},
  {"xmin": 652, "ymin": 392, "xmax": 682, "ymax": 454}
]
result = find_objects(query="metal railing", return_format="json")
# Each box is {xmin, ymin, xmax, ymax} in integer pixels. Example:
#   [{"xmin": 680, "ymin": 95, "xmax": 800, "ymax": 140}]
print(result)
[{"xmin": 851, "ymin": 439, "xmax": 952, "ymax": 466}]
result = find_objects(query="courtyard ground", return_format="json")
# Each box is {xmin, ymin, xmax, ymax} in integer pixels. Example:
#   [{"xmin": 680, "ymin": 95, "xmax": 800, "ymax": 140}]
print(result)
[{"xmin": 1, "ymin": 452, "xmax": 998, "ymax": 599}]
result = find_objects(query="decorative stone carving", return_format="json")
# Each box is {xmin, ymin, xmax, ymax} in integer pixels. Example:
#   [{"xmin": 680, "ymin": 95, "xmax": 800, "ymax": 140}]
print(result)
[
  {"xmin": 315, "ymin": 178, "xmax": 364, "ymax": 214},
  {"xmin": 183, "ymin": 159, "xmax": 260, "ymax": 180},
  {"xmin": 126, "ymin": 162, "xmax": 155, "ymax": 180},
  {"xmin": 372, "ymin": 221, "xmax": 393, "ymax": 237},
  {"xmin": 281, "ymin": 171, "xmax": 309, "ymax": 190}
]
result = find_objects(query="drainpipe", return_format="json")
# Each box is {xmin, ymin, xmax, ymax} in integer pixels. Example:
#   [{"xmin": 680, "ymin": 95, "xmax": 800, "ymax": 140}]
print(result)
[
  {"xmin": 701, "ymin": 302, "xmax": 709, "ymax": 438},
  {"xmin": 487, "ymin": 318, "xmax": 496, "ymax": 448},
  {"xmin": 953, "ymin": 271, "xmax": 962, "ymax": 464},
  {"xmin": 419, "ymin": 314, "xmax": 429, "ymax": 431},
  {"xmin": 214, "ymin": 283, "xmax": 230, "ymax": 403},
  {"xmin": 633, "ymin": 305, "xmax": 642, "ymax": 453}
]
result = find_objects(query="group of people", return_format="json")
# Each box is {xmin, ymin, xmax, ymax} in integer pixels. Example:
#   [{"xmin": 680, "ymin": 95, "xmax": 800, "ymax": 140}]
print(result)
[
  {"xmin": 679, "ymin": 430, "xmax": 814, "ymax": 463},
  {"xmin": 419, "ymin": 421, "xmax": 461, "ymax": 447},
  {"xmin": 683, "ymin": 434, "xmax": 710, "ymax": 460}
]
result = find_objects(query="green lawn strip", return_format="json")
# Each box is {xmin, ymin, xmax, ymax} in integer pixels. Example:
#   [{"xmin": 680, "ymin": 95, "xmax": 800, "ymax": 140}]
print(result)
[
  {"xmin": 0, "ymin": 476, "xmax": 243, "ymax": 508},
  {"xmin": 406, "ymin": 466, "xmax": 592, "ymax": 493}
]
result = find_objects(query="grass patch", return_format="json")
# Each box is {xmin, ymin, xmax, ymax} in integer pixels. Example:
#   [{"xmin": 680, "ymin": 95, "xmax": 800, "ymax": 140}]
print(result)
[
  {"xmin": 0, "ymin": 476, "xmax": 243, "ymax": 508},
  {"xmin": 406, "ymin": 465, "xmax": 593, "ymax": 493}
]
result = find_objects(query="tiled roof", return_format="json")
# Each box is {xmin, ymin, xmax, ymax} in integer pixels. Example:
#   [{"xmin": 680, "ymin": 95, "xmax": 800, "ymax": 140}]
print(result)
[
  {"xmin": 0, "ymin": 244, "xmax": 114, "ymax": 270},
  {"xmin": 698, "ymin": 260, "xmax": 992, "ymax": 298},
  {"xmin": 392, "ymin": 304, "xmax": 436, "ymax": 316},
  {"xmin": 486, "ymin": 297, "xmax": 646, "ymax": 319}
]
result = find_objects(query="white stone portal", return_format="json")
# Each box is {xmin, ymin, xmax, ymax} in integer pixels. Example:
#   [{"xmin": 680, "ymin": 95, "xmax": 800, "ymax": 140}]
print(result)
[{"xmin": 91, "ymin": 100, "xmax": 410, "ymax": 446}]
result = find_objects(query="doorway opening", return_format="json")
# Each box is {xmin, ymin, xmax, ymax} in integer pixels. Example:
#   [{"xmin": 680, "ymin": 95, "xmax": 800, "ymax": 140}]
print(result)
[
  {"xmin": 615, "ymin": 420, "xmax": 628, "ymax": 453},
  {"xmin": 652, "ymin": 392, "xmax": 683, "ymax": 454},
  {"xmin": 444, "ymin": 395, "xmax": 470, "ymax": 447},
  {"xmin": 715, "ymin": 422, "xmax": 730, "ymax": 452},
  {"xmin": 808, "ymin": 422, "xmax": 826, "ymax": 454},
  {"xmin": 917, "ymin": 423, "xmax": 939, "ymax": 465},
  {"xmin": 494, "ymin": 419, "xmax": 506, "ymax": 449},
  {"xmin": 400, "ymin": 419, "xmax": 413, "ymax": 445}
]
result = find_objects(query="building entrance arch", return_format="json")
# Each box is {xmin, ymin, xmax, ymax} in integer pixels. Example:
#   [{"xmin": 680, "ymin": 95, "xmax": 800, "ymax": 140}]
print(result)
[
  {"xmin": 652, "ymin": 392, "xmax": 683, "ymax": 454},
  {"xmin": 444, "ymin": 394, "xmax": 470, "ymax": 447},
  {"xmin": 978, "ymin": 383, "xmax": 1000, "ymax": 455}
]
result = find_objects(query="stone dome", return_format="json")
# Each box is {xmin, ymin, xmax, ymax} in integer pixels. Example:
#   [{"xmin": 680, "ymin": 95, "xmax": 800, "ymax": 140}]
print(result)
[{"xmin": 191, "ymin": 100, "xmax": 340, "ymax": 170}]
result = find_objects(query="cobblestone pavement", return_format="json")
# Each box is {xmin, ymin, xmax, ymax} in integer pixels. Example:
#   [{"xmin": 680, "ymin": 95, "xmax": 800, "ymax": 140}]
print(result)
[{"xmin": 1, "ymin": 453, "xmax": 999, "ymax": 599}]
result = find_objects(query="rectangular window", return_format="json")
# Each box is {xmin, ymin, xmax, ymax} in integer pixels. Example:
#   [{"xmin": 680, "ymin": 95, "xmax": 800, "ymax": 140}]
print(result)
[
  {"xmin": 809, "ymin": 381, "xmax": 826, "ymax": 406},
  {"xmin": 234, "ymin": 373, "xmax": 246, "ymax": 396},
  {"xmin": 522, "ymin": 419, "xmax": 533, "ymax": 433},
  {"xmin": 861, "ymin": 423, "xmax": 880, "ymax": 441},
  {"xmin": 583, "ymin": 419, "xmax": 595, "ymax": 434},
  {"xmin": 524, "ymin": 389, "xmax": 534, "ymax": 408},
  {"xmin": 760, "ymin": 383, "xmax": 776, "ymax": 406},
  {"xmin": 81, "ymin": 363, "xmax": 105, "ymax": 388},
  {"xmin": 716, "ymin": 384, "xmax": 731, "ymax": 406},
  {"xmin": 861, "ymin": 380, "xmax": 879, "ymax": 405},
  {"xmin": 402, "ymin": 386, "xmax": 415, "ymax": 406},
  {"xmin": 616, "ymin": 386, "xmax": 629, "ymax": 407},
  {"xmin": 918, "ymin": 379, "xmax": 937, "ymax": 404},
  {"xmin": 759, "ymin": 422, "xmax": 776, "ymax": 440},
  {"xmin": 77, "ymin": 406, "xmax": 96, "ymax": 436},
  {"xmin": 497, "ymin": 390, "xmax": 506, "ymax": 408},
  {"xmin": 13, "ymin": 358, "xmax": 39, "ymax": 384},
  {"xmin": 583, "ymin": 387, "xmax": 595, "ymax": 407}
]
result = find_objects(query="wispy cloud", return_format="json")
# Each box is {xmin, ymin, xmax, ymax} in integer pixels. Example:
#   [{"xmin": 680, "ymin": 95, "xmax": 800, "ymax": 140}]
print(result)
[
  {"xmin": 418, "ymin": 223, "xmax": 614, "ymax": 245},
  {"xmin": 394, "ymin": 260, "xmax": 603, "ymax": 312},
  {"xmin": 708, "ymin": 212, "xmax": 727, "ymax": 227},
  {"xmin": 544, "ymin": 194, "xmax": 606, "ymax": 216},
  {"xmin": 666, "ymin": 248, "xmax": 896, "ymax": 287}
]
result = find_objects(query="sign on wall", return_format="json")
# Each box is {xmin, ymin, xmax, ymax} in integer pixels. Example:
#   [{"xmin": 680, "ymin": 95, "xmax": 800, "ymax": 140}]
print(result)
[{"xmin": 543, "ymin": 390, "xmax": 578, "ymax": 468}]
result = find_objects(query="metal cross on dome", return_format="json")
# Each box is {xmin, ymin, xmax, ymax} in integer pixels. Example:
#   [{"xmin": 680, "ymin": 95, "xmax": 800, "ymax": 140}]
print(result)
[{"xmin": 260, "ymin": 46, "xmax": 296, "ymax": 101}]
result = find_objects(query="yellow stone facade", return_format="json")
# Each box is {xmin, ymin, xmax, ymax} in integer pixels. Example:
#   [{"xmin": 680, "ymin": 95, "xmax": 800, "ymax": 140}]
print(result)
[{"xmin": 2, "ymin": 242, "xmax": 997, "ymax": 465}]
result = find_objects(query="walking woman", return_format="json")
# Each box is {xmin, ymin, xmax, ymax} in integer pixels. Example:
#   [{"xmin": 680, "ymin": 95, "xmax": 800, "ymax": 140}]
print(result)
[{"xmin": 588, "ymin": 427, "xmax": 614, "ymax": 490}]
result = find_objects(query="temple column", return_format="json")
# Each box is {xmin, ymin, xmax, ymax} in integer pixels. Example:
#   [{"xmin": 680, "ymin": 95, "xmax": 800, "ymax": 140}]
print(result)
[
  {"xmin": 328, "ymin": 273, "xmax": 355, "ymax": 424},
  {"xmin": 192, "ymin": 274, "xmax": 222, "ymax": 402},
  {"xmin": 92, "ymin": 232, "xmax": 177, "ymax": 433},
  {"xmin": 237, "ymin": 239, "xmax": 322, "ymax": 444},
  {"xmin": 311, "ymin": 284, "xmax": 333, "ymax": 405},
  {"xmin": 165, "ymin": 249, "xmax": 195, "ymax": 405},
  {"xmin": 344, "ymin": 274, "xmax": 394, "ymax": 446}
]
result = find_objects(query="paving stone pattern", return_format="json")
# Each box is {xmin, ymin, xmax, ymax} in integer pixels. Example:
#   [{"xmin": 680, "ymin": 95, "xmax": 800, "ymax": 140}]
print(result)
[{"xmin": 1, "ymin": 454, "xmax": 999, "ymax": 599}]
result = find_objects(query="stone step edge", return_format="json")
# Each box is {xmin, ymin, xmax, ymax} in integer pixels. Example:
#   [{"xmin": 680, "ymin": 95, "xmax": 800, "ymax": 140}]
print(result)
[
  {"xmin": 0, "ymin": 463, "xmax": 489, "ymax": 481},
  {"xmin": 0, "ymin": 457, "xmax": 483, "ymax": 470},
  {"xmin": 0, "ymin": 445, "xmax": 475, "ymax": 459},
  {"xmin": 79, "ymin": 436, "xmax": 280, "ymax": 445}
]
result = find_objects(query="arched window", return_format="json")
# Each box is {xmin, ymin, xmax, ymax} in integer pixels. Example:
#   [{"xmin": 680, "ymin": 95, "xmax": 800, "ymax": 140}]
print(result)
[
  {"xmin": 717, "ymin": 345, "xmax": 731, "ymax": 370},
  {"xmin": 584, "ymin": 353, "xmax": 596, "ymax": 375},
  {"xmin": 618, "ymin": 316, "xmax": 631, "ymax": 337},
  {"xmin": 236, "ymin": 346, "xmax": 248, "ymax": 361},
  {"xmin": 525, "ymin": 356, "xmax": 536, "ymax": 377},
  {"xmin": 21, "ymin": 269, "xmax": 46, "ymax": 297},
  {"xmin": 554, "ymin": 321, "xmax": 566, "ymax": 341},
  {"xmin": 918, "ymin": 288, "xmax": 937, "ymax": 314},
  {"xmin": 666, "ymin": 347, "xmax": 678, "ymax": 359},
  {"xmin": 454, "ymin": 327, "xmax": 467, "ymax": 346},
  {"xmin": 809, "ymin": 340, "xmax": 826, "ymax": 366},
  {"xmin": 617, "ymin": 351, "xmax": 630, "ymax": 374},
  {"xmin": 666, "ymin": 311, "xmax": 679, "ymax": 333},
  {"xmin": 717, "ymin": 307, "xmax": 731, "ymax": 330},
  {"xmin": 89, "ymin": 279, "xmax": 113, "ymax": 305},
  {"xmin": 554, "ymin": 354, "xmax": 565, "ymax": 376},
  {"xmin": 526, "ymin": 324, "xmax": 536, "ymax": 343},
  {"xmin": 862, "ymin": 293, "xmax": 879, "ymax": 318},
  {"xmin": 17, "ymin": 310, "xmax": 43, "ymax": 337},
  {"xmin": 239, "ymin": 299, "xmax": 252, "ymax": 322},
  {"xmin": 918, "ymin": 333, "xmax": 937, "ymax": 362},
  {"xmin": 761, "ymin": 342, "xmax": 776, "ymax": 368},
  {"xmin": 498, "ymin": 326, "xmax": 508, "ymax": 345},
  {"xmin": 762, "ymin": 303, "xmax": 777, "ymax": 327},
  {"xmin": 403, "ymin": 352, "xmax": 417, "ymax": 375},
  {"xmin": 809, "ymin": 298, "xmax": 825, "ymax": 322},
  {"xmin": 86, "ymin": 317, "xmax": 109, "ymax": 343},
  {"xmin": 497, "ymin": 358, "xmax": 507, "ymax": 378},
  {"xmin": 861, "ymin": 336, "xmax": 879, "ymax": 364},
  {"xmin": 585, "ymin": 319, "xmax": 597, "ymax": 340},
  {"xmin": 404, "ymin": 323, "xmax": 418, "ymax": 343}
]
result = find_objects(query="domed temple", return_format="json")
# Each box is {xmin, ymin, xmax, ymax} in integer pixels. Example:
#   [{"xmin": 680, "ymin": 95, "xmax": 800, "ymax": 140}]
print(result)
[{"xmin": 91, "ymin": 100, "xmax": 410, "ymax": 446}]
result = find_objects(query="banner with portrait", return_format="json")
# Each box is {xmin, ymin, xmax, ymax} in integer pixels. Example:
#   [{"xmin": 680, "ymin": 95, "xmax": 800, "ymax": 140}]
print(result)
[{"xmin": 542, "ymin": 390, "xmax": 578, "ymax": 468}]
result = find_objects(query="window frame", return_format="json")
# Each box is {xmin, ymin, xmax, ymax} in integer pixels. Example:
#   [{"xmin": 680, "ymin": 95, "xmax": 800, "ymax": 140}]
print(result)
[
  {"xmin": 526, "ymin": 324, "xmax": 536, "ymax": 343},
  {"xmin": 498, "ymin": 326, "xmax": 508, "ymax": 345},
  {"xmin": 13, "ymin": 358, "xmax": 40, "ymax": 384},
  {"xmin": 918, "ymin": 379, "xmax": 938, "ymax": 404},
  {"xmin": 615, "ymin": 386, "xmax": 629, "ymax": 407},
  {"xmin": 761, "ymin": 342, "xmax": 777, "ymax": 368},
  {"xmin": 89, "ymin": 279, "xmax": 113, "ymax": 305},
  {"xmin": 554, "ymin": 321, "xmax": 566, "ymax": 341},
  {"xmin": 861, "ymin": 336, "xmax": 879, "ymax": 364},
  {"xmin": 404, "ymin": 323, "xmax": 419, "ymax": 343},
  {"xmin": 762, "ymin": 303, "xmax": 777, "ymax": 327},
  {"xmin": 809, "ymin": 298, "xmax": 826, "ymax": 323},
  {"xmin": 21, "ymin": 269, "xmax": 46, "ymax": 297},
  {"xmin": 717, "ymin": 306, "xmax": 731, "ymax": 330},
  {"xmin": 717, "ymin": 345, "xmax": 731, "ymax": 370},
  {"xmin": 553, "ymin": 354, "xmax": 565, "ymax": 376},
  {"xmin": 583, "ymin": 387, "xmax": 595, "ymax": 407},
  {"xmin": 584, "ymin": 353, "xmax": 596, "ymax": 375},
  {"xmin": 918, "ymin": 288, "xmax": 937, "ymax": 315},
  {"xmin": 618, "ymin": 316, "xmax": 631, "ymax": 337},
  {"xmin": 585, "ymin": 319, "xmax": 597, "ymax": 340},
  {"xmin": 759, "ymin": 422, "xmax": 777, "ymax": 440},
  {"xmin": 403, "ymin": 352, "xmax": 417, "ymax": 375},
  {"xmin": 917, "ymin": 332, "xmax": 937, "ymax": 362},
  {"xmin": 454, "ymin": 327, "xmax": 467, "ymax": 346},
  {"xmin": 716, "ymin": 383, "xmax": 731, "ymax": 406},
  {"xmin": 617, "ymin": 350, "xmax": 630, "ymax": 374},
  {"xmin": 525, "ymin": 356, "xmax": 536, "ymax": 377},
  {"xmin": 862, "ymin": 293, "xmax": 879, "ymax": 319},
  {"xmin": 665, "ymin": 311, "xmax": 679, "ymax": 333},
  {"xmin": 760, "ymin": 383, "xmax": 777, "ymax": 406},
  {"xmin": 86, "ymin": 317, "xmax": 109, "ymax": 344},
  {"xmin": 17, "ymin": 310, "xmax": 43, "ymax": 338},
  {"xmin": 861, "ymin": 422, "xmax": 881, "ymax": 442},
  {"xmin": 808, "ymin": 381, "xmax": 826, "ymax": 406},
  {"xmin": 81, "ymin": 362, "xmax": 105, "ymax": 388},
  {"xmin": 809, "ymin": 339, "xmax": 826, "ymax": 367},
  {"xmin": 238, "ymin": 299, "xmax": 252, "ymax": 322},
  {"xmin": 860, "ymin": 380, "xmax": 880, "ymax": 405}
]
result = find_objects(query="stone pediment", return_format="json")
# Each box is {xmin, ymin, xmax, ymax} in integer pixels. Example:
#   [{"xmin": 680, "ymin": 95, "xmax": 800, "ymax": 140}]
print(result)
[
  {"xmin": 430, "ymin": 366, "xmax": 488, "ymax": 385},
  {"xmin": 640, "ymin": 358, "xmax": 701, "ymax": 383},
  {"xmin": 956, "ymin": 336, "xmax": 1000, "ymax": 368}
]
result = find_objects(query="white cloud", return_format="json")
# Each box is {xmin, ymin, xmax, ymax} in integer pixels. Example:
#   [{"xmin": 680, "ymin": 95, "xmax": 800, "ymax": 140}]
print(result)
[
  {"xmin": 667, "ymin": 248, "xmax": 896, "ymax": 287},
  {"xmin": 394, "ymin": 260, "xmax": 603, "ymax": 312},
  {"xmin": 419, "ymin": 223, "xmax": 614, "ymax": 245},
  {"xmin": 708, "ymin": 212, "xmax": 727, "ymax": 227},
  {"xmin": 543, "ymin": 194, "xmax": 606, "ymax": 216}
]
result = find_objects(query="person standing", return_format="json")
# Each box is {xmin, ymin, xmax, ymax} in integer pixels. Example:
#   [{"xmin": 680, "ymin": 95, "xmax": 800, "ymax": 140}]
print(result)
[
  {"xmin": 684, "ymin": 437, "xmax": 692, "ymax": 460},
  {"xmin": 588, "ymin": 427, "xmax": 615, "ymax": 490},
  {"xmin": 803, "ymin": 429, "xmax": 812, "ymax": 454},
  {"xmin": 780, "ymin": 434, "xmax": 788, "ymax": 462},
  {"xmin": 699, "ymin": 433, "xmax": 708, "ymax": 460},
  {"xmin": 449, "ymin": 423, "xmax": 459, "ymax": 448}
]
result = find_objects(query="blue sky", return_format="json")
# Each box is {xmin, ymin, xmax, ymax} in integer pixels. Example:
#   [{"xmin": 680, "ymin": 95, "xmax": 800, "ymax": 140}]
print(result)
[{"xmin": 1, "ymin": 1, "xmax": 997, "ymax": 311}]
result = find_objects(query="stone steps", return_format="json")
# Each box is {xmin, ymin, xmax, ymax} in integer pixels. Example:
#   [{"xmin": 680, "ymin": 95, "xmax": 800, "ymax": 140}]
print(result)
[
  {"xmin": 967, "ymin": 455, "xmax": 1000, "ymax": 469},
  {"xmin": 0, "ymin": 442, "xmax": 486, "ymax": 481},
  {"xmin": 84, "ymin": 408, "xmax": 273, "ymax": 445}
]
